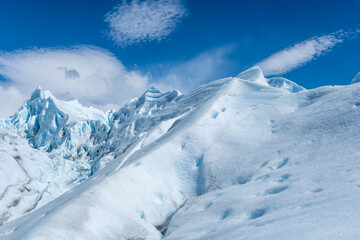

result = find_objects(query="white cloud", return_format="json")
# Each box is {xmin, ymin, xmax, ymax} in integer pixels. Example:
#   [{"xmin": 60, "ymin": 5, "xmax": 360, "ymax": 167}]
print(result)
[
  {"xmin": 105, "ymin": 0, "xmax": 187, "ymax": 46},
  {"xmin": 257, "ymin": 30, "xmax": 359, "ymax": 76},
  {"xmin": 154, "ymin": 46, "xmax": 235, "ymax": 91},
  {"xmin": 0, "ymin": 85, "xmax": 25, "ymax": 118},
  {"xmin": 0, "ymin": 45, "xmax": 234, "ymax": 118},
  {"xmin": 0, "ymin": 46, "xmax": 150, "ymax": 117}
]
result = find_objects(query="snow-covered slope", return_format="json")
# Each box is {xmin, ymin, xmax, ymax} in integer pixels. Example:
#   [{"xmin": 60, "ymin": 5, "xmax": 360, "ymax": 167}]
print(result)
[{"xmin": 0, "ymin": 67, "xmax": 360, "ymax": 239}]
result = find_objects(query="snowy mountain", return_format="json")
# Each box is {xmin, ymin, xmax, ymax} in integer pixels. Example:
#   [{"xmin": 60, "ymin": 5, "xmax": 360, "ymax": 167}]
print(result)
[
  {"xmin": 0, "ymin": 83, "xmax": 182, "ymax": 226},
  {"xmin": 1, "ymin": 66, "xmax": 360, "ymax": 239},
  {"xmin": 0, "ymin": 86, "xmax": 112, "ymax": 225}
]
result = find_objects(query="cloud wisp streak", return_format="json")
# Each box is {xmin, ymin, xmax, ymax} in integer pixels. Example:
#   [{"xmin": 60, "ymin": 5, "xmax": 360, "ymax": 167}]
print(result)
[
  {"xmin": 105, "ymin": 0, "xmax": 187, "ymax": 47},
  {"xmin": 257, "ymin": 29, "xmax": 360, "ymax": 76},
  {"xmin": 0, "ymin": 46, "xmax": 150, "ymax": 117},
  {"xmin": 153, "ymin": 46, "xmax": 235, "ymax": 92}
]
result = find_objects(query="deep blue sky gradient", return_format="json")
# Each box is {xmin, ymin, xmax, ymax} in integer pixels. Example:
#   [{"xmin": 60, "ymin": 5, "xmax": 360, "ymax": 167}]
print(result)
[{"xmin": 0, "ymin": 0, "xmax": 359, "ymax": 89}]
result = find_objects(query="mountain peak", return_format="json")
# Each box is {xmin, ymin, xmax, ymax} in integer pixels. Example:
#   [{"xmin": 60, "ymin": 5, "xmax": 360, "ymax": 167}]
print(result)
[
  {"xmin": 30, "ymin": 86, "xmax": 56, "ymax": 101},
  {"xmin": 236, "ymin": 66, "xmax": 268, "ymax": 86},
  {"xmin": 11, "ymin": 87, "xmax": 108, "ymax": 138},
  {"xmin": 146, "ymin": 86, "xmax": 162, "ymax": 94},
  {"xmin": 30, "ymin": 86, "xmax": 45, "ymax": 100},
  {"xmin": 140, "ymin": 86, "xmax": 163, "ymax": 99}
]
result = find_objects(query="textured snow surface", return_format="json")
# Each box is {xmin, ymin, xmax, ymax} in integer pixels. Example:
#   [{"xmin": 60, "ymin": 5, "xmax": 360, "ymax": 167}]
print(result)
[
  {"xmin": 0, "ymin": 129, "xmax": 57, "ymax": 225},
  {"xmin": 1, "ymin": 67, "xmax": 360, "ymax": 239}
]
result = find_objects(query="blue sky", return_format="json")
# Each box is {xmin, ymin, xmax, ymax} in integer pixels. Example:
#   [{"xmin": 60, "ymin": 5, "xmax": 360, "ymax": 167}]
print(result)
[{"xmin": 0, "ymin": 0, "xmax": 359, "ymax": 116}]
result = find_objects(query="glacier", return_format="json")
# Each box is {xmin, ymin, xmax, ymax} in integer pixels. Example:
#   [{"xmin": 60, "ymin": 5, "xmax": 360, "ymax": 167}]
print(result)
[
  {"xmin": 0, "ymin": 83, "xmax": 183, "ymax": 225},
  {"xmin": 0, "ymin": 66, "xmax": 360, "ymax": 239}
]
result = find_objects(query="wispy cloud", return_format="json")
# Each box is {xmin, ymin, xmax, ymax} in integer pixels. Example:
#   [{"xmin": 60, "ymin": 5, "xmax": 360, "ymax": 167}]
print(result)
[
  {"xmin": 0, "ymin": 86, "xmax": 25, "ymax": 118},
  {"xmin": 0, "ymin": 46, "xmax": 149, "ymax": 117},
  {"xmin": 105, "ymin": 0, "xmax": 187, "ymax": 47},
  {"xmin": 257, "ymin": 29, "xmax": 360, "ymax": 76},
  {"xmin": 153, "ymin": 46, "xmax": 235, "ymax": 91}
]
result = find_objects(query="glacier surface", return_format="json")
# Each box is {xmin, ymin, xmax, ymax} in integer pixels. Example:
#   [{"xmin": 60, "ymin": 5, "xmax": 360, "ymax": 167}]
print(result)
[{"xmin": 0, "ymin": 66, "xmax": 359, "ymax": 239}]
